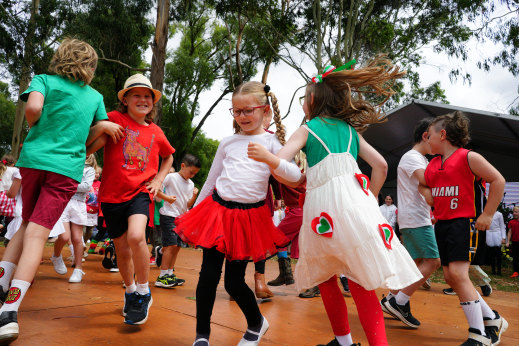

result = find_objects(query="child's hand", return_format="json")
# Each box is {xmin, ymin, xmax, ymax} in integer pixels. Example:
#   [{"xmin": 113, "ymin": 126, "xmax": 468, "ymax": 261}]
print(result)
[
  {"xmin": 103, "ymin": 121, "xmax": 125, "ymax": 143},
  {"xmin": 193, "ymin": 187, "xmax": 199, "ymax": 197},
  {"xmin": 145, "ymin": 179, "xmax": 162, "ymax": 196},
  {"xmin": 248, "ymin": 142, "xmax": 271, "ymax": 163},
  {"xmin": 166, "ymin": 195, "xmax": 177, "ymax": 204},
  {"xmin": 475, "ymin": 213, "xmax": 492, "ymax": 231}
]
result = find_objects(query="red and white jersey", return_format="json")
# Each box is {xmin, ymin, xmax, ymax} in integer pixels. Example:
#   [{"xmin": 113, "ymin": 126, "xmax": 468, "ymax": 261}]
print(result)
[{"xmin": 424, "ymin": 148, "xmax": 483, "ymax": 220}]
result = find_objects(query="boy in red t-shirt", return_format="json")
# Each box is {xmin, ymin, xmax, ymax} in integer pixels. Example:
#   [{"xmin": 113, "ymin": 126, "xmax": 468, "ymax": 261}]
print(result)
[
  {"xmin": 506, "ymin": 206, "xmax": 519, "ymax": 278},
  {"xmin": 88, "ymin": 74, "xmax": 174, "ymax": 325}
]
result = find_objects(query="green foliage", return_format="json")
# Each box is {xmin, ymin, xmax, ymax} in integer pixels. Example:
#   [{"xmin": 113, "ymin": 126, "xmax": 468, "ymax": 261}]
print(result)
[
  {"xmin": 185, "ymin": 132, "xmax": 219, "ymax": 187},
  {"xmin": 0, "ymin": 82, "xmax": 15, "ymax": 156}
]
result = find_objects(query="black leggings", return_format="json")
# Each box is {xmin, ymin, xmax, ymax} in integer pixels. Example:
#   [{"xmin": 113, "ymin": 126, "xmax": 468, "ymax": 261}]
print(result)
[
  {"xmin": 487, "ymin": 246, "xmax": 502, "ymax": 274},
  {"xmin": 196, "ymin": 247, "xmax": 262, "ymax": 335}
]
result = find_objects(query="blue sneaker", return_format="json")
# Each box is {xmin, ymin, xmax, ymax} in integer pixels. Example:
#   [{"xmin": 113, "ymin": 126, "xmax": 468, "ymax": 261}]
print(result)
[
  {"xmin": 124, "ymin": 291, "xmax": 153, "ymax": 325},
  {"xmin": 122, "ymin": 292, "xmax": 135, "ymax": 317}
]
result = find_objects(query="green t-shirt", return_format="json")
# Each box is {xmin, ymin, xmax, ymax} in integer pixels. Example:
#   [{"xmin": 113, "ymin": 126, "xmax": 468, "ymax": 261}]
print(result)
[
  {"xmin": 303, "ymin": 117, "xmax": 359, "ymax": 167},
  {"xmin": 154, "ymin": 200, "xmax": 164, "ymax": 226},
  {"xmin": 18, "ymin": 74, "xmax": 108, "ymax": 182}
]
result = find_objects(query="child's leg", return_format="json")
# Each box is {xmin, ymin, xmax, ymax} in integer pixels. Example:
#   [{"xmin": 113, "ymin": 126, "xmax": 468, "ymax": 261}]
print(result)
[
  {"xmin": 349, "ymin": 280, "xmax": 388, "ymax": 346},
  {"xmin": 70, "ymin": 223, "xmax": 84, "ymax": 270},
  {"xmin": 169, "ymin": 246, "xmax": 181, "ymax": 269},
  {"xmin": 196, "ymin": 247, "xmax": 225, "ymax": 338},
  {"xmin": 113, "ymin": 233, "xmax": 135, "ymax": 287},
  {"xmin": 126, "ymin": 214, "xmax": 149, "ymax": 286},
  {"xmin": 160, "ymin": 245, "xmax": 175, "ymax": 271},
  {"xmin": 53, "ymin": 223, "xmax": 70, "ymax": 257},
  {"xmin": 0, "ymin": 222, "xmax": 28, "ymax": 292},
  {"xmin": 317, "ymin": 275, "xmax": 351, "ymax": 338}
]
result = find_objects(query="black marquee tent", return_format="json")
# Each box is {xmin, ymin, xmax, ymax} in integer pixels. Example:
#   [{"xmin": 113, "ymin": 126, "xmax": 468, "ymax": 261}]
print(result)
[{"xmin": 359, "ymin": 99, "xmax": 519, "ymax": 200}]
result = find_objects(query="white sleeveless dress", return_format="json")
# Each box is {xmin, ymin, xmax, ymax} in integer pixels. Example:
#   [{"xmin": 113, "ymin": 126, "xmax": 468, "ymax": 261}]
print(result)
[{"xmin": 294, "ymin": 125, "xmax": 422, "ymax": 291}]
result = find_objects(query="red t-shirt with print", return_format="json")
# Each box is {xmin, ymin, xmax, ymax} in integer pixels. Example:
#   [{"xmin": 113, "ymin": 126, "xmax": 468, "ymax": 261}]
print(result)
[
  {"xmin": 99, "ymin": 111, "xmax": 175, "ymax": 203},
  {"xmin": 509, "ymin": 219, "xmax": 519, "ymax": 242}
]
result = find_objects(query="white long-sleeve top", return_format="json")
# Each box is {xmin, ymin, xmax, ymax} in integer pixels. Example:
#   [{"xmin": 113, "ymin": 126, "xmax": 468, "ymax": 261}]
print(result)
[
  {"xmin": 380, "ymin": 204, "xmax": 398, "ymax": 229},
  {"xmin": 486, "ymin": 211, "xmax": 507, "ymax": 247},
  {"xmin": 195, "ymin": 133, "xmax": 295, "ymax": 206},
  {"xmin": 71, "ymin": 166, "xmax": 95, "ymax": 201}
]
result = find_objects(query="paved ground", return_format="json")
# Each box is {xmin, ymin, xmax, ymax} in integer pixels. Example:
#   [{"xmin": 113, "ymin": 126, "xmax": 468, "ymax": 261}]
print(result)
[{"xmin": 4, "ymin": 246, "xmax": 518, "ymax": 345}]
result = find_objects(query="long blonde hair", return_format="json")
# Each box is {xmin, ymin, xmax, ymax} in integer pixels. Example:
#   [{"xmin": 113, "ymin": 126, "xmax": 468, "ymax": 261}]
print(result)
[
  {"xmin": 48, "ymin": 38, "xmax": 98, "ymax": 85},
  {"xmin": 232, "ymin": 81, "xmax": 286, "ymax": 145},
  {"xmin": 306, "ymin": 55, "xmax": 405, "ymax": 133},
  {"xmin": 0, "ymin": 154, "xmax": 15, "ymax": 179},
  {"xmin": 85, "ymin": 154, "xmax": 98, "ymax": 170}
]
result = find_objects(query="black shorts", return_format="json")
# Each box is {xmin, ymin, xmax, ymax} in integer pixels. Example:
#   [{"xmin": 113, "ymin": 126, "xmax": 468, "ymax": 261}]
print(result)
[
  {"xmin": 159, "ymin": 214, "xmax": 181, "ymax": 247},
  {"xmin": 435, "ymin": 218, "xmax": 485, "ymax": 266},
  {"xmin": 101, "ymin": 192, "xmax": 151, "ymax": 239}
]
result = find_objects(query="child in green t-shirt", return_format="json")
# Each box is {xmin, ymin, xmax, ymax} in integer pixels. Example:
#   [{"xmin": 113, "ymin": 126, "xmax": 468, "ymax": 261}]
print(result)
[{"xmin": 0, "ymin": 38, "xmax": 124, "ymax": 344}]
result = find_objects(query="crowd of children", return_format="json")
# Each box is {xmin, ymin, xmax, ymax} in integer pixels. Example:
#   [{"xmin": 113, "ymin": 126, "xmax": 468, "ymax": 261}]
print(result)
[{"xmin": 0, "ymin": 37, "xmax": 514, "ymax": 346}]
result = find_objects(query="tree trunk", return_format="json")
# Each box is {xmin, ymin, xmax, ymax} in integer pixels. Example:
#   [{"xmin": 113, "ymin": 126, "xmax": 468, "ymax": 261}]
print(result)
[
  {"xmin": 150, "ymin": 0, "xmax": 170, "ymax": 126},
  {"xmin": 11, "ymin": 0, "xmax": 39, "ymax": 159},
  {"xmin": 313, "ymin": 0, "xmax": 322, "ymax": 72}
]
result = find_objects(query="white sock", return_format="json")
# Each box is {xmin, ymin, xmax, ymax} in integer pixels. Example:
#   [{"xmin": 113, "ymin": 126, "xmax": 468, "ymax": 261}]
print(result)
[
  {"xmin": 160, "ymin": 269, "xmax": 168, "ymax": 276},
  {"xmin": 395, "ymin": 291, "xmax": 410, "ymax": 306},
  {"xmin": 136, "ymin": 282, "xmax": 149, "ymax": 295},
  {"xmin": 386, "ymin": 292, "xmax": 395, "ymax": 300},
  {"xmin": 476, "ymin": 292, "xmax": 496, "ymax": 319},
  {"xmin": 461, "ymin": 300, "xmax": 485, "ymax": 335},
  {"xmin": 69, "ymin": 244, "xmax": 74, "ymax": 258},
  {"xmin": 168, "ymin": 269, "xmax": 174, "ymax": 275},
  {"xmin": 0, "ymin": 261, "xmax": 16, "ymax": 292},
  {"xmin": 1, "ymin": 279, "xmax": 31, "ymax": 312},
  {"xmin": 336, "ymin": 333, "xmax": 353, "ymax": 346},
  {"xmin": 125, "ymin": 282, "xmax": 136, "ymax": 294}
]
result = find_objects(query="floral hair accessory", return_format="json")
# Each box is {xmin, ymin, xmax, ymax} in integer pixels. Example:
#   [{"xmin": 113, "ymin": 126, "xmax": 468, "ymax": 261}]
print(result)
[
  {"xmin": 311, "ymin": 59, "xmax": 356, "ymax": 83},
  {"xmin": 1, "ymin": 160, "xmax": 6, "ymax": 165},
  {"xmin": 264, "ymin": 85, "xmax": 271, "ymax": 93}
]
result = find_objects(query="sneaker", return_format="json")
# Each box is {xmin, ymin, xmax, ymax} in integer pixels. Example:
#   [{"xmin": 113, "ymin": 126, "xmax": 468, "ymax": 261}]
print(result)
[
  {"xmin": 317, "ymin": 338, "xmax": 361, "ymax": 346},
  {"xmin": 109, "ymin": 267, "xmax": 119, "ymax": 272},
  {"xmin": 340, "ymin": 276, "xmax": 350, "ymax": 293},
  {"xmin": 480, "ymin": 284, "xmax": 492, "ymax": 297},
  {"xmin": 50, "ymin": 255, "xmax": 67, "ymax": 275},
  {"xmin": 68, "ymin": 268, "xmax": 85, "ymax": 283},
  {"xmin": 298, "ymin": 286, "xmax": 320, "ymax": 298},
  {"xmin": 193, "ymin": 338, "xmax": 209, "ymax": 346},
  {"xmin": 385, "ymin": 296, "xmax": 420, "ymax": 328},
  {"xmin": 237, "ymin": 316, "xmax": 269, "ymax": 346},
  {"xmin": 124, "ymin": 291, "xmax": 153, "ymax": 325},
  {"xmin": 460, "ymin": 327, "xmax": 491, "ymax": 346},
  {"xmin": 443, "ymin": 287, "xmax": 456, "ymax": 295},
  {"xmin": 422, "ymin": 278, "xmax": 431, "ymax": 290},
  {"xmin": 510, "ymin": 272, "xmax": 519, "ymax": 278},
  {"xmin": 0, "ymin": 311, "xmax": 18, "ymax": 344},
  {"xmin": 380, "ymin": 296, "xmax": 398, "ymax": 319},
  {"xmin": 123, "ymin": 292, "xmax": 135, "ymax": 316},
  {"xmin": 169, "ymin": 273, "xmax": 185, "ymax": 286},
  {"xmin": 155, "ymin": 274, "xmax": 176, "ymax": 288},
  {"xmin": 484, "ymin": 310, "xmax": 508, "ymax": 345},
  {"xmin": 155, "ymin": 246, "xmax": 162, "ymax": 267}
]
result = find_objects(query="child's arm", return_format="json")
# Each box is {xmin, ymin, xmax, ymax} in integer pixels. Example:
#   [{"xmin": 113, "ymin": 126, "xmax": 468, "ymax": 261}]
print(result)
[
  {"xmin": 506, "ymin": 227, "xmax": 511, "ymax": 247},
  {"xmin": 86, "ymin": 120, "xmax": 124, "ymax": 147},
  {"xmin": 86, "ymin": 134, "xmax": 108, "ymax": 156},
  {"xmin": 76, "ymin": 167, "xmax": 96, "ymax": 193},
  {"xmin": 146, "ymin": 154, "xmax": 174, "ymax": 196},
  {"xmin": 6, "ymin": 178, "xmax": 21, "ymax": 199},
  {"xmin": 467, "ymin": 151, "xmax": 505, "ymax": 231},
  {"xmin": 156, "ymin": 190, "xmax": 176, "ymax": 204},
  {"xmin": 357, "ymin": 134, "xmax": 387, "ymax": 197},
  {"xmin": 25, "ymin": 91, "xmax": 44, "ymax": 127},
  {"xmin": 418, "ymin": 184, "xmax": 434, "ymax": 206},
  {"xmin": 187, "ymin": 187, "xmax": 199, "ymax": 208}
]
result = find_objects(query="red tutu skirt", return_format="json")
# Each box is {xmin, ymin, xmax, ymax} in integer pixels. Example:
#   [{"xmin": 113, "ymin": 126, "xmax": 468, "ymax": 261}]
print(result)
[{"xmin": 174, "ymin": 190, "xmax": 290, "ymax": 262}]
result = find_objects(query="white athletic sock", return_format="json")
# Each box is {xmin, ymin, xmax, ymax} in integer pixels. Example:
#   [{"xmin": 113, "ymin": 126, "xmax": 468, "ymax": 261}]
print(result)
[
  {"xmin": 1, "ymin": 279, "xmax": 31, "ymax": 312},
  {"xmin": 476, "ymin": 292, "xmax": 496, "ymax": 319},
  {"xmin": 386, "ymin": 292, "xmax": 395, "ymax": 300},
  {"xmin": 167, "ymin": 269, "xmax": 174, "ymax": 275},
  {"xmin": 336, "ymin": 333, "xmax": 353, "ymax": 346},
  {"xmin": 160, "ymin": 269, "xmax": 168, "ymax": 276},
  {"xmin": 125, "ymin": 282, "xmax": 136, "ymax": 294},
  {"xmin": 395, "ymin": 291, "xmax": 410, "ymax": 306},
  {"xmin": 0, "ymin": 261, "xmax": 16, "ymax": 292},
  {"xmin": 136, "ymin": 282, "xmax": 149, "ymax": 295},
  {"xmin": 69, "ymin": 243, "xmax": 74, "ymax": 257},
  {"xmin": 461, "ymin": 300, "xmax": 485, "ymax": 335}
]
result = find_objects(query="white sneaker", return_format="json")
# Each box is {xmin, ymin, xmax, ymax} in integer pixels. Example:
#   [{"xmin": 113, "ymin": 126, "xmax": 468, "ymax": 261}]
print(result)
[
  {"xmin": 50, "ymin": 256, "xmax": 67, "ymax": 275},
  {"xmin": 69, "ymin": 269, "xmax": 85, "ymax": 283}
]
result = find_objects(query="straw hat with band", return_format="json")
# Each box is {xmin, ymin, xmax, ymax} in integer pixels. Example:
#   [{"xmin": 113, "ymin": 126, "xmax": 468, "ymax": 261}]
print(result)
[{"xmin": 117, "ymin": 74, "xmax": 162, "ymax": 104}]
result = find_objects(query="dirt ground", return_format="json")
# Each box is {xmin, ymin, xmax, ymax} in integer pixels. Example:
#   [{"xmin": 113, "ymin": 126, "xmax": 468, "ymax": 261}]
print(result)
[{"xmin": 4, "ymin": 246, "xmax": 518, "ymax": 345}]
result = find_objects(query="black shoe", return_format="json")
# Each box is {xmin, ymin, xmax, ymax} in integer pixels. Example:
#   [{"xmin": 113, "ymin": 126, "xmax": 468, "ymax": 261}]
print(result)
[
  {"xmin": 0, "ymin": 311, "xmax": 18, "ymax": 344},
  {"xmin": 298, "ymin": 286, "xmax": 320, "ymax": 298},
  {"xmin": 155, "ymin": 246, "xmax": 162, "ymax": 268},
  {"xmin": 340, "ymin": 276, "xmax": 350, "ymax": 293},
  {"xmin": 317, "ymin": 339, "xmax": 360, "ymax": 346},
  {"xmin": 484, "ymin": 310, "xmax": 508, "ymax": 345},
  {"xmin": 124, "ymin": 291, "xmax": 153, "ymax": 325},
  {"xmin": 460, "ymin": 327, "xmax": 491, "ymax": 345},
  {"xmin": 169, "ymin": 273, "xmax": 185, "ymax": 286},
  {"xmin": 122, "ymin": 292, "xmax": 136, "ymax": 317},
  {"xmin": 443, "ymin": 287, "xmax": 456, "ymax": 295},
  {"xmin": 0, "ymin": 286, "xmax": 7, "ymax": 305},
  {"xmin": 480, "ymin": 284, "xmax": 492, "ymax": 297},
  {"xmin": 385, "ymin": 297, "xmax": 420, "ymax": 328},
  {"xmin": 380, "ymin": 296, "xmax": 398, "ymax": 319}
]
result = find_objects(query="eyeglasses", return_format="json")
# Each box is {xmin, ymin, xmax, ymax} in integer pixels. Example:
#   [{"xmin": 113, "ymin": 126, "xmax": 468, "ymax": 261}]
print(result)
[
  {"xmin": 229, "ymin": 105, "xmax": 267, "ymax": 118},
  {"xmin": 299, "ymin": 96, "xmax": 305, "ymax": 106}
]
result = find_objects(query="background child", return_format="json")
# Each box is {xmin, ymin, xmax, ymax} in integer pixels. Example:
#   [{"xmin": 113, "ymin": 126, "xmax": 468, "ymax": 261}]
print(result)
[
  {"xmin": 0, "ymin": 38, "xmax": 122, "ymax": 344},
  {"xmin": 506, "ymin": 206, "xmax": 519, "ymax": 278},
  {"xmin": 84, "ymin": 165, "xmax": 102, "ymax": 244},
  {"xmin": 174, "ymin": 81, "xmax": 301, "ymax": 346},
  {"xmin": 249, "ymin": 57, "xmax": 422, "ymax": 346},
  {"xmin": 423, "ymin": 111, "xmax": 508, "ymax": 345},
  {"xmin": 88, "ymin": 73, "xmax": 174, "ymax": 325},
  {"xmin": 51, "ymin": 154, "xmax": 97, "ymax": 283},
  {"xmin": 155, "ymin": 154, "xmax": 200, "ymax": 288}
]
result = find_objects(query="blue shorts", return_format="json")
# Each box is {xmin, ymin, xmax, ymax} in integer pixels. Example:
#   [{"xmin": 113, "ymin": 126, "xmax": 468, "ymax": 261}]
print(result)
[{"xmin": 400, "ymin": 225, "xmax": 439, "ymax": 260}]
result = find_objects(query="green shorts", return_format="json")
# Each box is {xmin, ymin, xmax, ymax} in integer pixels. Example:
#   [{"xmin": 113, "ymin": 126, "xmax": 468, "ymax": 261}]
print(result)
[{"xmin": 400, "ymin": 225, "xmax": 440, "ymax": 260}]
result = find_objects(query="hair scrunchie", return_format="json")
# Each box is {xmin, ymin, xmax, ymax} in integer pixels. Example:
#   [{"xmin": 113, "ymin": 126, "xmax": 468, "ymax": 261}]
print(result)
[
  {"xmin": 311, "ymin": 59, "xmax": 356, "ymax": 83},
  {"xmin": 264, "ymin": 85, "xmax": 271, "ymax": 94}
]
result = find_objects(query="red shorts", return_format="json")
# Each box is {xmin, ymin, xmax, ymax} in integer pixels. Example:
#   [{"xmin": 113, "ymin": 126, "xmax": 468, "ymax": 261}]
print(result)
[
  {"xmin": 20, "ymin": 168, "xmax": 78, "ymax": 230},
  {"xmin": 277, "ymin": 207, "xmax": 303, "ymax": 258}
]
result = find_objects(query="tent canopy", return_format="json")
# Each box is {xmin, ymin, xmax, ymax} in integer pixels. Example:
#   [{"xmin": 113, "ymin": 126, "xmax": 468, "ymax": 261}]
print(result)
[{"xmin": 359, "ymin": 99, "xmax": 519, "ymax": 197}]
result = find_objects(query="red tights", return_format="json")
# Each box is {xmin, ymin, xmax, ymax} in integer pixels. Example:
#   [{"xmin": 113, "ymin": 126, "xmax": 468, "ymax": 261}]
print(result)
[{"xmin": 318, "ymin": 275, "xmax": 388, "ymax": 345}]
